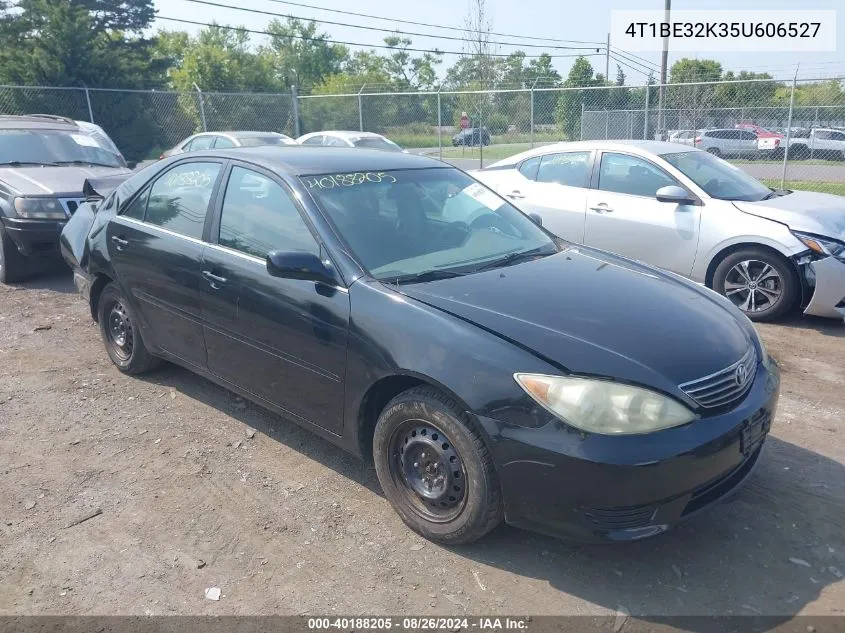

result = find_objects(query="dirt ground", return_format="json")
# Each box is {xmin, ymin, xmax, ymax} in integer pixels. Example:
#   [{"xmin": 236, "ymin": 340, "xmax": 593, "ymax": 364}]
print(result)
[{"xmin": 1, "ymin": 269, "xmax": 844, "ymax": 620}]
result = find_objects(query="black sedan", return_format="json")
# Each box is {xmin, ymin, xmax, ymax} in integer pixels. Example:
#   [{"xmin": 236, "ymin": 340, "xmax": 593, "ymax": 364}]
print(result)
[{"xmin": 60, "ymin": 147, "xmax": 779, "ymax": 544}]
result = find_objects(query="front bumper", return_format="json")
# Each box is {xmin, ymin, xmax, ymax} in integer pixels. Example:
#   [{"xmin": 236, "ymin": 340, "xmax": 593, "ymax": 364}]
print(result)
[
  {"xmin": 1, "ymin": 217, "xmax": 66, "ymax": 259},
  {"xmin": 803, "ymin": 256, "xmax": 845, "ymax": 322},
  {"xmin": 477, "ymin": 360, "xmax": 780, "ymax": 543}
]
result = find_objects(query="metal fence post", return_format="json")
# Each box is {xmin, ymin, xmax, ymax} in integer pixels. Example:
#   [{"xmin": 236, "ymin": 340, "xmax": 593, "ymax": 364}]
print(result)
[
  {"xmin": 530, "ymin": 78, "xmax": 539, "ymax": 148},
  {"xmin": 643, "ymin": 83, "xmax": 651, "ymax": 139},
  {"xmin": 780, "ymin": 69, "xmax": 798, "ymax": 190},
  {"xmin": 291, "ymin": 85, "xmax": 300, "ymax": 137},
  {"xmin": 605, "ymin": 110, "xmax": 609, "ymax": 140},
  {"xmin": 437, "ymin": 86, "xmax": 442, "ymax": 161},
  {"xmin": 358, "ymin": 84, "xmax": 365, "ymax": 132},
  {"xmin": 580, "ymin": 100, "xmax": 585, "ymax": 141},
  {"xmin": 83, "ymin": 86, "xmax": 94, "ymax": 123},
  {"xmin": 192, "ymin": 82, "xmax": 207, "ymax": 132}
]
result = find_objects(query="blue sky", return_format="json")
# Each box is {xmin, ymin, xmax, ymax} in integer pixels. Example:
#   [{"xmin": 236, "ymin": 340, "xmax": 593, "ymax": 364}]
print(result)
[{"xmin": 151, "ymin": 0, "xmax": 844, "ymax": 83}]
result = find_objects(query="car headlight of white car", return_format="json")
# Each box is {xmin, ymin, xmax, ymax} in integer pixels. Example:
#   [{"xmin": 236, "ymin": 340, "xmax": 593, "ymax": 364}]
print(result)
[
  {"xmin": 792, "ymin": 231, "xmax": 845, "ymax": 263},
  {"xmin": 14, "ymin": 197, "xmax": 67, "ymax": 220},
  {"xmin": 514, "ymin": 373, "xmax": 696, "ymax": 435}
]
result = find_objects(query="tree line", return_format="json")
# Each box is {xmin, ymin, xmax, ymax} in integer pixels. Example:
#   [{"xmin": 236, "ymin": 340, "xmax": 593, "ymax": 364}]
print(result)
[{"xmin": 1, "ymin": 0, "xmax": 842, "ymax": 160}]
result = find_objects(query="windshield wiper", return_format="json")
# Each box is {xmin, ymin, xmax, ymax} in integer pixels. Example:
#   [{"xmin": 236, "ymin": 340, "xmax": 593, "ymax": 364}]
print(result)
[
  {"xmin": 472, "ymin": 246, "xmax": 554, "ymax": 273},
  {"xmin": 0, "ymin": 161, "xmax": 59, "ymax": 167},
  {"xmin": 385, "ymin": 269, "xmax": 468, "ymax": 285},
  {"xmin": 52, "ymin": 160, "xmax": 121, "ymax": 168}
]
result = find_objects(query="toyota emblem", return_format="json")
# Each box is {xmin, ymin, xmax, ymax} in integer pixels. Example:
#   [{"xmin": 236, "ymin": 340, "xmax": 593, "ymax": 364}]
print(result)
[{"xmin": 735, "ymin": 364, "xmax": 748, "ymax": 387}]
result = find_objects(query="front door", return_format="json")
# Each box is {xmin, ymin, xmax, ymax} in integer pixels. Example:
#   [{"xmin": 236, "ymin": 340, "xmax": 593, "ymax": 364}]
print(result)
[
  {"xmin": 583, "ymin": 152, "xmax": 701, "ymax": 276},
  {"xmin": 200, "ymin": 164, "xmax": 350, "ymax": 433},
  {"xmin": 107, "ymin": 160, "xmax": 224, "ymax": 369}
]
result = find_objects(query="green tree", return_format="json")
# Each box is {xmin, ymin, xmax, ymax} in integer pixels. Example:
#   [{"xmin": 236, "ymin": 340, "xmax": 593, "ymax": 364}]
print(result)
[
  {"xmin": 555, "ymin": 57, "xmax": 602, "ymax": 139},
  {"xmin": 667, "ymin": 58, "xmax": 723, "ymax": 130},
  {"xmin": 265, "ymin": 18, "xmax": 349, "ymax": 92}
]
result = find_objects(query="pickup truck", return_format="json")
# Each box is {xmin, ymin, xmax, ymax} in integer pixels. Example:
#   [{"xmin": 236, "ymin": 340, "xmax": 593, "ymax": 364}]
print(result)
[{"xmin": 787, "ymin": 128, "xmax": 845, "ymax": 160}]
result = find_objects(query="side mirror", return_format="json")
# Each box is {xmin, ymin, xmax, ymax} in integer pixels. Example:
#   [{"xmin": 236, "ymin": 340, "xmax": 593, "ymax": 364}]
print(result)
[
  {"xmin": 656, "ymin": 185, "xmax": 696, "ymax": 206},
  {"xmin": 528, "ymin": 212, "xmax": 543, "ymax": 227},
  {"xmin": 266, "ymin": 250, "xmax": 338, "ymax": 286}
]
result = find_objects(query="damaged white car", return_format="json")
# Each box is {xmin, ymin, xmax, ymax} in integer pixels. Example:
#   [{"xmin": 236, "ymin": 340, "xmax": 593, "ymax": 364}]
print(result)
[{"xmin": 472, "ymin": 140, "xmax": 845, "ymax": 323}]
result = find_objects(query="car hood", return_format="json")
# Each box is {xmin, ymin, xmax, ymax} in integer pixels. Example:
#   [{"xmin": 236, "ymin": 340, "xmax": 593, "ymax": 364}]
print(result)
[
  {"xmin": 733, "ymin": 191, "xmax": 845, "ymax": 240},
  {"xmin": 395, "ymin": 246, "xmax": 753, "ymax": 397},
  {"xmin": 0, "ymin": 165, "xmax": 132, "ymax": 197}
]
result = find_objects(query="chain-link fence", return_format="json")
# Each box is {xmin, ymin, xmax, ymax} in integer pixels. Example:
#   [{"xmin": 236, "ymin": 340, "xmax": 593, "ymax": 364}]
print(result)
[{"xmin": 1, "ymin": 77, "xmax": 843, "ymax": 194}]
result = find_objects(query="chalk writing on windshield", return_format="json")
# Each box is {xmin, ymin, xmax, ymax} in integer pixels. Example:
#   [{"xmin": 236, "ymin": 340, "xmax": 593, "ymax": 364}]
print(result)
[{"xmin": 304, "ymin": 172, "xmax": 397, "ymax": 190}]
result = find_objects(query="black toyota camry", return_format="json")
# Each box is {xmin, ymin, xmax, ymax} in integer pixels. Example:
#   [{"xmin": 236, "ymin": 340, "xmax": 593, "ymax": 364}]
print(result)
[{"xmin": 60, "ymin": 147, "xmax": 779, "ymax": 544}]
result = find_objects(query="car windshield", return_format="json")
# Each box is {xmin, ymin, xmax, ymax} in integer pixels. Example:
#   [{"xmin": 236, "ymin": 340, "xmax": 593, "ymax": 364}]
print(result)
[
  {"xmin": 352, "ymin": 137, "xmax": 402, "ymax": 152},
  {"xmin": 237, "ymin": 135, "xmax": 294, "ymax": 147},
  {"xmin": 303, "ymin": 168, "xmax": 559, "ymax": 282},
  {"xmin": 660, "ymin": 150, "xmax": 774, "ymax": 202},
  {"xmin": 0, "ymin": 128, "xmax": 124, "ymax": 168}
]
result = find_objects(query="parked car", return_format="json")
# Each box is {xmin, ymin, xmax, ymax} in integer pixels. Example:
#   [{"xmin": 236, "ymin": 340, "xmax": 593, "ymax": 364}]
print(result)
[
  {"xmin": 161, "ymin": 131, "xmax": 297, "ymax": 159},
  {"xmin": 296, "ymin": 131, "xmax": 405, "ymax": 152},
  {"xmin": 668, "ymin": 130, "xmax": 698, "ymax": 146},
  {"xmin": 787, "ymin": 128, "xmax": 845, "ymax": 160},
  {"xmin": 60, "ymin": 146, "xmax": 778, "ymax": 544},
  {"xmin": 694, "ymin": 129, "xmax": 760, "ymax": 158},
  {"xmin": 473, "ymin": 140, "xmax": 845, "ymax": 322},
  {"xmin": 452, "ymin": 127, "xmax": 491, "ymax": 147},
  {"xmin": 0, "ymin": 114, "xmax": 133, "ymax": 283},
  {"xmin": 73, "ymin": 120, "xmax": 127, "ymax": 164},
  {"xmin": 734, "ymin": 124, "xmax": 783, "ymax": 155}
]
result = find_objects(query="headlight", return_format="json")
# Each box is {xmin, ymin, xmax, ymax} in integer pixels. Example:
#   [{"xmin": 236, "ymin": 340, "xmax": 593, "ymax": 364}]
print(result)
[
  {"xmin": 792, "ymin": 231, "xmax": 845, "ymax": 262},
  {"xmin": 514, "ymin": 373, "xmax": 696, "ymax": 435},
  {"xmin": 13, "ymin": 197, "xmax": 67, "ymax": 220}
]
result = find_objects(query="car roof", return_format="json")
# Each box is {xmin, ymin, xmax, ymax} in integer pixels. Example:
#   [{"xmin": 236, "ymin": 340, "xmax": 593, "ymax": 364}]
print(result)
[
  {"xmin": 188, "ymin": 146, "xmax": 442, "ymax": 175},
  {"xmin": 0, "ymin": 114, "xmax": 81, "ymax": 131},
  {"xmin": 297, "ymin": 131, "xmax": 386, "ymax": 141},
  {"xmin": 487, "ymin": 139, "xmax": 696, "ymax": 166}
]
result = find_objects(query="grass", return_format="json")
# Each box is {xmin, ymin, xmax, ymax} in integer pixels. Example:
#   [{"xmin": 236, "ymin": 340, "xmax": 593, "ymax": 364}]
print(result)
[
  {"xmin": 761, "ymin": 179, "xmax": 845, "ymax": 196},
  {"xmin": 438, "ymin": 144, "xmax": 534, "ymax": 160}
]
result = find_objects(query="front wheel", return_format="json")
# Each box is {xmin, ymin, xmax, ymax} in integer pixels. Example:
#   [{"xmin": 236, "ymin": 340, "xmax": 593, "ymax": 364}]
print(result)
[
  {"xmin": 373, "ymin": 387, "xmax": 503, "ymax": 545},
  {"xmin": 0, "ymin": 228, "xmax": 29, "ymax": 284},
  {"xmin": 712, "ymin": 248, "xmax": 798, "ymax": 321},
  {"xmin": 98, "ymin": 283, "xmax": 160, "ymax": 374}
]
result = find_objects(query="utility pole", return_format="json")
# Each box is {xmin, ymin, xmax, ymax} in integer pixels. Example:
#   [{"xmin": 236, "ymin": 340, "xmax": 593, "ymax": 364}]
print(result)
[
  {"xmin": 656, "ymin": 0, "xmax": 670, "ymax": 140},
  {"xmin": 605, "ymin": 33, "xmax": 610, "ymax": 82}
]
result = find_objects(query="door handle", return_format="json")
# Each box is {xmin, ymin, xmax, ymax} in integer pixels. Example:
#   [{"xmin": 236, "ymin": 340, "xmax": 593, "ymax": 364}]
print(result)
[
  {"xmin": 202, "ymin": 270, "xmax": 228, "ymax": 287},
  {"xmin": 589, "ymin": 204, "xmax": 614, "ymax": 213},
  {"xmin": 111, "ymin": 235, "xmax": 129, "ymax": 249},
  {"xmin": 506, "ymin": 190, "xmax": 525, "ymax": 199}
]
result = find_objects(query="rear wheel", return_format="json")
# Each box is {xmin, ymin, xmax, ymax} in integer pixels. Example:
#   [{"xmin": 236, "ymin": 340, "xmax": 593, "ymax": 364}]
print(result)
[
  {"xmin": 98, "ymin": 282, "xmax": 160, "ymax": 374},
  {"xmin": 373, "ymin": 386, "xmax": 503, "ymax": 544},
  {"xmin": 712, "ymin": 248, "xmax": 798, "ymax": 322},
  {"xmin": 0, "ymin": 227, "xmax": 28, "ymax": 284}
]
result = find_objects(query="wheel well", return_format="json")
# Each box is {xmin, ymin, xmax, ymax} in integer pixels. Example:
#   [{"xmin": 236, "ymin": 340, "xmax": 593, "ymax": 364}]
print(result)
[
  {"xmin": 704, "ymin": 242, "xmax": 799, "ymax": 289},
  {"xmin": 89, "ymin": 273, "xmax": 114, "ymax": 322},
  {"xmin": 357, "ymin": 375, "xmax": 426, "ymax": 461}
]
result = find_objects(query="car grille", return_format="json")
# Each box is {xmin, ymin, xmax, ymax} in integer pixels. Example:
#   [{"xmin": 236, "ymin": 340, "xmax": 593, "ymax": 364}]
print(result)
[
  {"xmin": 581, "ymin": 504, "xmax": 657, "ymax": 531},
  {"xmin": 58, "ymin": 198, "xmax": 85, "ymax": 216},
  {"xmin": 679, "ymin": 347, "xmax": 757, "ymax": 409}
]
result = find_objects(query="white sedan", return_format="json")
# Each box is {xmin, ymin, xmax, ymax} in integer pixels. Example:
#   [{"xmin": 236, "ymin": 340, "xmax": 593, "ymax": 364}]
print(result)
[
  {"xmin": 296, "ymin": 130, "xmax": 406, "ymax": 152},
  {"xmin": 473, "ymin": 140, "xmax": 845, "ymax": 322}
]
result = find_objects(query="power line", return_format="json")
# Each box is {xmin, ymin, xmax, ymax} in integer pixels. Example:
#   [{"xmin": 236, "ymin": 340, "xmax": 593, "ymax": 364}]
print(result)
[
  {"xmin": 261, "ymin": 0, "xmax": 606, "ymax": 46},
  {"xmin": 178, "ymin": 0, "xmax": 600, "ymax": 51},
  {"xmin": 609, "ymin": 47, "xmax": 661, "ymax": 73},
  {"xmin": 609, "ymin": 46, "xmax": 661, "ymax": 71},
  {"xmin": 156, "ymin": 16, "xmax": 603, "ymax": 58},
  {"xmin": 609, "ymin": 53, "xmax": 653, "ymax": 80}
]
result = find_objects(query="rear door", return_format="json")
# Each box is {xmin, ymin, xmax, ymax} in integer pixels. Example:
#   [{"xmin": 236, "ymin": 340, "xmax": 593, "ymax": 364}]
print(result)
[
  {"xmin": 502, "ymin": 151, "xmax": 592, "ymax": 243},
  {"xmin": 107, "ymin": 160, "xmax": 224, "ymax": 369},
  {"xmin": 200, "ymin": 163, "xmax": 350, "ymax": 433},
  {"xmin": 583, "ymin": 151, "xmax": 701, "ymax": 276},
  {"xmin": 739, "ymin": 130, "xmax": 758, "ymax": 156}
]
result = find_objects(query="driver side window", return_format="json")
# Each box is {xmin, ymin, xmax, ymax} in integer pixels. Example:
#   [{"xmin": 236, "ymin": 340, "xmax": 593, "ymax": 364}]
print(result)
[{"xmin": 598, "ymin": 153, "xmax": 680, "ymax": 198}]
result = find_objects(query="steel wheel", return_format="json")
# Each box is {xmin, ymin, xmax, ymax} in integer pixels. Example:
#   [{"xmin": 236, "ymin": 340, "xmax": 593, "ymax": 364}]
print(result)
[
  {"xmin": 105, "ymin": 299, "xmax": 134, "ymax": 361},
  {"xmin": 723, "ymin": 259, "xmax": 784, "ymax": 314},
  {"xmin": 387, "ymin": 420, "xmax": 468, "ymax": 523}
]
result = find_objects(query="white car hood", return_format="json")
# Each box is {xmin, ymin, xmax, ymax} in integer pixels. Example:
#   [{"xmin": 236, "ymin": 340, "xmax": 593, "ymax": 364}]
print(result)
[{"xmin": 733, "ymin": 191, "xmax": 845, "ymax": 240}]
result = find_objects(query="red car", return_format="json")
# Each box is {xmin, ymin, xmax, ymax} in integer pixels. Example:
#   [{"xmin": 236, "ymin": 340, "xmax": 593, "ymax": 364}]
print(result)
[{"xmin": 736, "ymin": 123, "xmax": 783, "ymax": 153}]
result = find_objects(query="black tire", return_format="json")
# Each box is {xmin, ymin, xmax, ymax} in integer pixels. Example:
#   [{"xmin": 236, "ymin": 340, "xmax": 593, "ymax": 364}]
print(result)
[
  {"xmin": 97, "ymin": 282, "xmax": 160, "ymax": 374},
  {"xmin": 706, "ymin": 147, "xmax": 721, "ymax": 157},
  {"xmin": 0, "ymin": 227, "xmax": 29, "ymax": 284},
  {"xmin": 373, "ymin": 386, "xmax": 503, "ymax": 545},
  {"xmin": 712, "ymin": 248, "xmax": 798, "ymax": 322}
]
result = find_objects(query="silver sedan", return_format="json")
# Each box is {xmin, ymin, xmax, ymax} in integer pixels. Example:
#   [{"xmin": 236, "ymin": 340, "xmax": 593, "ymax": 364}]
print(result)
[{"xmin": 473, "ymin": 140, "xmax": 845, "ymax": 322}]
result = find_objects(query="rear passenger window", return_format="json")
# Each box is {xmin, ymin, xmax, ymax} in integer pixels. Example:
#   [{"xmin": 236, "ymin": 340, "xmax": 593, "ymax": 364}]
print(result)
[
  {"xmin": 218, "ymin": 166, "xmax": 319, "ymax": 258},
  {"xmin": 741, "ymin": 131, "xmax": 757, "ymax": 140},
  {"xmin": 145, "ymin": 162, "xmax": 221, "ymax": 239},
  {"xmin": 536, "ymin": 152, "xmax": 590, "ymax": 187},
  {"xmin": 518, "ymin": 156, "xmax": 540, "ymax": 180}
]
